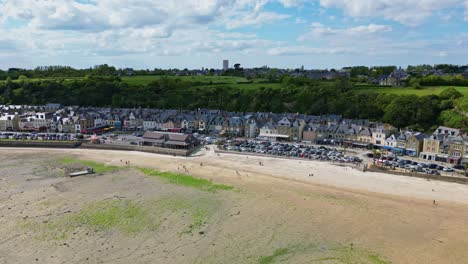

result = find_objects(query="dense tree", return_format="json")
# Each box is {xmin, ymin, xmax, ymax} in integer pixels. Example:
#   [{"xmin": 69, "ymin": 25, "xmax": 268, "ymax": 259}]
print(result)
[
  {"xmin": 0, "ymin": 75, "xmax": 465, "ymax": 130},
  {"xmin": 439, "ymin": 87, "xmax": 463, "ymax": 100}
]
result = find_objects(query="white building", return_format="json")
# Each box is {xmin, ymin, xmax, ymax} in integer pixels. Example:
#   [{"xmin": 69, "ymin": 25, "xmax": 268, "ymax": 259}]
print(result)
[{"xmin": 223, "ymin": 60, "xmax": 229, "ymax": 71}]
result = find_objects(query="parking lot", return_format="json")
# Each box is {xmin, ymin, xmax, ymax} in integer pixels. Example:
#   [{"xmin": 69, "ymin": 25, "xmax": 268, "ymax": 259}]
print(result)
[
  {"xmin": 372, "ymin": 155, "xmax": 466, "ymax": 176},
  {"xmin": 0, "ymin": 132, "xmax": 77, "ymax": 141},
  {"xmin": 219, "ymin": 139, "xmax": 467, "ymax": 177},
  {"xmin": 221, "ymin": 140, "xmax": 363, "ymax": 164}
]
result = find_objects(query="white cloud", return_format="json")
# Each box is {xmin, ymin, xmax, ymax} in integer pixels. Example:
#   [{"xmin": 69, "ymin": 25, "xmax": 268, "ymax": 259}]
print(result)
[
  {"xmin": 268, "ymin": 46, "xmax": 355, "ymax": 55},
  {"xmin": 299, "ymin": 23, "xmax": 392, "ymax": 41},
  {"xmin": 295, "ymin": 17, "xmax": 307, "ymax": 24},
  {"xmin": 277, "ymin": 0, "xmax": 304, "ymax": 8},
  {"xmin": 0, "ymin": 0, "xmax": 293, "ymax": 59},
  {"xmin": 0, "ymin": 0, "xmax": 467, "ymax": 68},
  {"xmin": 465, "ymin": 0, "xmax": 468, "ymax": 20},
  {"xmin": 319, "ymin": 0, "xmax": 464, "ymax": 25},
  {"xmin": 225, "ymin": 12, "xmax": 290, "ymax": 28},
  {"xmin": 0, "ymin": 0, "xmax": 292, "ymax": 31},
  {"xmin": 438, "ymin": 51, "xmax": 448, "ymax": 57}
]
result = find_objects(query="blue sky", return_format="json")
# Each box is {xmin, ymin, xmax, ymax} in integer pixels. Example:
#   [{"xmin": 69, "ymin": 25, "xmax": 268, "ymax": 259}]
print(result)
[{"xmin": 0, "ymin": 0, "xmax": 467, "ymax": 70}]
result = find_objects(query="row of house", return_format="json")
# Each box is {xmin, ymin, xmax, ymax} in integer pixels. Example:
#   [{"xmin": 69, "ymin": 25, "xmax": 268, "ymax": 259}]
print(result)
[
  {"xmin": 0, "ymin": 104, "xmax": 466, "ymax": 164},
  {"xmin": 378, "ymin": 67, "xmax": 410, "ymax": 87}
]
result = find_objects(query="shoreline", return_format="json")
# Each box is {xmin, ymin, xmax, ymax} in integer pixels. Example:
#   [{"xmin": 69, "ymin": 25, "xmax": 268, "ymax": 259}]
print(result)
[{"xmin": 2, "ymin": 147, "xmax": 468, "ymax": 206}]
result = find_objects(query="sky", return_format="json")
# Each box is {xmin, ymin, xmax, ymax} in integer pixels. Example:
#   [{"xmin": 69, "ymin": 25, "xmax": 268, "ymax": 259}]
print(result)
[{"xmin": 0, "ymin": 0, "xmax": 467, "ymax": 70}]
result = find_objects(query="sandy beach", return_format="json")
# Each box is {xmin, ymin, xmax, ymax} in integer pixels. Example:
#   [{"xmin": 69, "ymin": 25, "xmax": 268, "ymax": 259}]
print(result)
[
  {"xmin": 2, "ymin": 147, "xmax": 468, "ymax": 264},
  {"xmin": 3, "ymin": 147, "xmax": 467, "ymax": 205}
]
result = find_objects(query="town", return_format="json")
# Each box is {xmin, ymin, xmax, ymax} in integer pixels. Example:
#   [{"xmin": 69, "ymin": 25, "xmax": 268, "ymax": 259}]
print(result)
[
  {"xmin": 3, "ymin": 1, "xmax": 468, "ymax": 263},
  {"xmin": 0, "ymin": 104, "xmax": 466, "ymax": 168}
]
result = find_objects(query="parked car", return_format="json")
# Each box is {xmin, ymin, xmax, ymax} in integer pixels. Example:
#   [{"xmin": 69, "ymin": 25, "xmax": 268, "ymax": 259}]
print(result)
[
  {"xmin": 443, "ymin": 167, "xmax": 454, "ymax": 172},
  {"xmin": 417, "ymin": 163, "xmax": 428, "ymax": 168}
]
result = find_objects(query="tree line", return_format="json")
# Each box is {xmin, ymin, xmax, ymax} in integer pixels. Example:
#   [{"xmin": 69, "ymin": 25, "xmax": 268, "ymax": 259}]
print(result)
[{"xmin": 0, "ymin": 76, "xmax": 465, "ymax": 131}]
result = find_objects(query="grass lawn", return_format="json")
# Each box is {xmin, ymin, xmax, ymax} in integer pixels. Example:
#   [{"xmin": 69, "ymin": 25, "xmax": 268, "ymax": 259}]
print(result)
[
  {"xmin": 194, "ymin": 82, "xmax": 283, "ymax": 91},
  {"xmin": 139, "ymin": 168, "xmax": 233, "ymax": 192},
  {"xmin": 354, "ymin": 85, "xmax": 468, "ymax": 97},
  {"xmin": 24, "ymin": 195, "xmax": 222, "ymax": 239},
  {"xmin": 355, "ymin": 85, "xmax": 468, "ymax": 111},
  {"xmin": 0, "ymin": 77, "xmax": 84, "ymax": 84},
  {"xmin": 58, "ymin": 157, "xmax": 121, "ymax": 173},
  {"xmin": 121, "ymin": 75, "xmax": 250, "ymax": 86}
]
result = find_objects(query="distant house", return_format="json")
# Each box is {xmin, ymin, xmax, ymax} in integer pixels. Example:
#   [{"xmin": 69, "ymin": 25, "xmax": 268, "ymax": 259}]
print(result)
[
  {"xmin": 197, "ymin": 115, "xmax": 209, "ymax": 133},
  {"xmin": 420, "ymin": 134, "xmax": 445, "ymax": 161},
  {"xmin": 276, "ymin": 117, "xmax": 293, "ymax": 138},
  {"xmin": 223, "ymin": 117, "xmax": 244, "ymax": 137},
  {"xmin": 258, "ymin": 122, "xmax": 290, "ymax": 141},
  {"xmin": 447, "ymin": 135, "xmax": 465, "ymax": 164},
  {"xmin": 143, "ymin": 117, "xmax": 158, "ymax": 131},
  {"xmin": 208, "ymin": 116, "xmax": 224, "ymax": 134},
  {"xmin": 357, "ymin": 128, "xmax": 373, "ymax": 144},
  {"xmin": 371, "ymin": 127, "xmax": 388, "ymax": 146},
  {"xmin": 433, "ymin": 126, "xmax": 461, "ymax": 137},
  {"xmin": 244, "ymin": 117, "xmax": 258, "ymax": 138},
  {"xmin": 291, "ymin": 118, "xmax": 306, "ymax": 141},
  {"xmin": 0, "ymin": 114, "xmax": 19, "ymax": 131},
  {"xmin": 383, "ymin": 134, "xmax": 398, "ymax": 148},
  {"xmin": 45, "ymin": 103, "xmax": 61, "ymax": 111},
  {"xmin": 75, "ymin": 116, "xmax": 94, "ymax": 133},
  {"xmin": 462, "ymin": 69, "xmax": 468, "ymax": 79},
  {"xmin": 405, "ymin": 133, "xmax": 428, "ymax": 157},
  {"xmin": 379, "ymin": 68, "xmax": 409, "ymax": 87},
  {"xmin": 303, "ymin": 124, "xmax": 328, "ymax": 142}
]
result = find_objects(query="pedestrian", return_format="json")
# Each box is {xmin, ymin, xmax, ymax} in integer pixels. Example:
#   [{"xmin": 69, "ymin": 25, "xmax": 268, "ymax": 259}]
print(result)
[{"xmin": 433, "ymin": 200, "xmax": 436, "ymax": 205}]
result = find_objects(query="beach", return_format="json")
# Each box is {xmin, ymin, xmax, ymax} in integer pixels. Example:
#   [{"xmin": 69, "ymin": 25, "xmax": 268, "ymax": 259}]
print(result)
[{"xmin": 1, "ymin": 147, "xmax": 468, "ymax": 263}]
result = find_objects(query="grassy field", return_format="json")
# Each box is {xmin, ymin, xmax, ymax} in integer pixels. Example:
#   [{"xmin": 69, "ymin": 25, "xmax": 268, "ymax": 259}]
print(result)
[
  {"xmin": 26, "ymin": 196, "xmax": 222, "ymax": 239},
  {"xmin": 0, "ymin": 77, "xmax": 84, "ymax": 84},
  {"xmin": 58, "ymin": 157, "xmax": 121, "ymax": 173},
  {"xmin": 121, "ymin": 75, "xmax": 251, "ymax": 86},
  {"xmin": 139, "ymin": 168, "xmax": 233, "ymax": 192},
  {"xmin": 354, "ymin": 85, "xmax": 468, "ymax": 96},
  {"xmin": 355, "ymin": 85, "xmax": 468, "ymax": 111},
  {"xmin": 194, "ymin": 82, "xmax": 283, "ymax": 90}
]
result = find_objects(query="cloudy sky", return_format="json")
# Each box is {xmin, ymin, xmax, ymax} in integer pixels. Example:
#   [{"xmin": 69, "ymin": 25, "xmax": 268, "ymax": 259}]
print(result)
[{"xmin": 0, "ymin": 0, "xmax": 467, "ymax": 69}]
